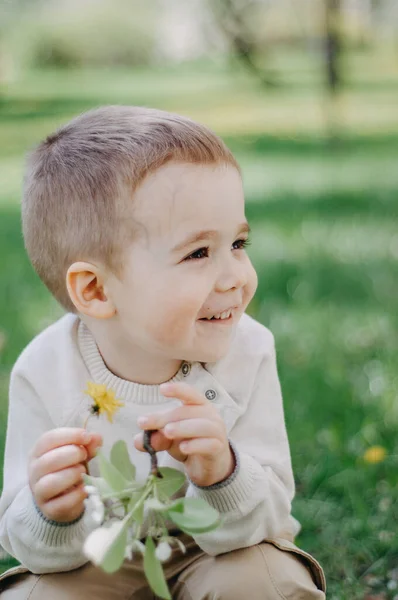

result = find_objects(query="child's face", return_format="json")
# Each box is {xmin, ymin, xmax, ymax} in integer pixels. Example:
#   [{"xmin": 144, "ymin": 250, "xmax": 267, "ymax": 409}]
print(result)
[{"xmin": 108, "ymin": 162, "xmax": 258, "ymax": 363}]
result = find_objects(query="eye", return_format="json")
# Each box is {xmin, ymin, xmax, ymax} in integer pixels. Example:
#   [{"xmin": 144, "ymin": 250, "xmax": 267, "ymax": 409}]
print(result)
[
  {"xmin": 232, "ymin": 238, "xmax": 251, "ymax": 250},
  {"xmin": 185, "ymin": 247, "xmax": 209, "ymax": 261},
  {"xmin": 184, "ymin": 238, "xmax": 250, "ymax": 261}
]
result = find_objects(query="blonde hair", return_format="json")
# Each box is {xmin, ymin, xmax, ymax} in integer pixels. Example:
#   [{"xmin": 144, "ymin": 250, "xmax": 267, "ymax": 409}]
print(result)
[{"xmin": 22, "ymin": 105, "xmax": 240, "ymax": 312}]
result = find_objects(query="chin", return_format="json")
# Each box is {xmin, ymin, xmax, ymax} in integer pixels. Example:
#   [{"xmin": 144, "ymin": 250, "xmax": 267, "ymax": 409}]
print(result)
[{"xmin": 190, "ymin": 343, "xmax": 231, "ymax": 364}]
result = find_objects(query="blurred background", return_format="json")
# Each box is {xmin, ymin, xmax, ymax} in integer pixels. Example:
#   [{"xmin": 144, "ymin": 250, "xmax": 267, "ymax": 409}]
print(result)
[{"xmin": 0, "ymin": 0, "xmax": 397, "ymax": 597}]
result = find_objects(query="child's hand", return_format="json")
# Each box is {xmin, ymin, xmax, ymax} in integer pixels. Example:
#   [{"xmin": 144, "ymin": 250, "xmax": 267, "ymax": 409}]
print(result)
[
  {"xmin": 134, "ymin": 382, "xmax": 235, "ymax": 487},
  {"xmin": 28, "ymin": 428, "xmax": 103, "ymax": 523}
]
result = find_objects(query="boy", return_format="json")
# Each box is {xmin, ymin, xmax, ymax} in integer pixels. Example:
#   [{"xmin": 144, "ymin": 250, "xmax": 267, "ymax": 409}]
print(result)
[{"xmin": 0, "ymin": 106, "xmax": 326, "ymax": 599}]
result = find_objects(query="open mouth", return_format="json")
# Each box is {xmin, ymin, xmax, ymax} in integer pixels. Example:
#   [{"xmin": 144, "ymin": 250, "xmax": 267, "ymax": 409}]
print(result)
[{"xmin": 199, "ymin": 308, "xmax": 234, "ymax": 322}]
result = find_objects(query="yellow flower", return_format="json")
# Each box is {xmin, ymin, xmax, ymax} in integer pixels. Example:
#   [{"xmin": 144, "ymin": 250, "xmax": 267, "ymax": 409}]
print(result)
[
  {"xmin": 84, "ymin": 382, "xmax": 124, "ymax": 423},
  {"xmin": 363, "ymin": 445, "xmax": 387, "ymax": 464}
]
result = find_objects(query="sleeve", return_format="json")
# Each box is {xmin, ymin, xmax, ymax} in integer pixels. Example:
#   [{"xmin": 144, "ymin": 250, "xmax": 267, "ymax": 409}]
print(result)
[
  {"xmin": 0, "ymin": 366, "xmax": 97, "ymax": 574},
  {"xmin": 185, "ymin": 333, "xmax": 300, "ymax": 555}
]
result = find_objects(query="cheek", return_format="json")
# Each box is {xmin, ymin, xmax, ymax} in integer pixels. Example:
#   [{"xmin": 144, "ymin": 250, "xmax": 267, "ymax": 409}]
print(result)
[
  {"xmin": 244, "ymin": 262, "xmax": 258, "ymax": 305},
  {"xmin": 144, "ymin": 290, "xmax": 202, "ymax": 346}
]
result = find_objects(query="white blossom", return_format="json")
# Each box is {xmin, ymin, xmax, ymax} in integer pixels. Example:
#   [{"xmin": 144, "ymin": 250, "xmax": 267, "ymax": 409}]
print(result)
[
  {"xmin": 84, "ymin": 493, "xmax": 105, "ymax": 525},
  {"xmin": 112, "ymin": 504, "xmax": 125, "ymax": 518},
  {"xmin": 155, "ymin": 541, "xmax": 172, "ymax": 562},
  {"xmin": 83, "ymin": 520, "xmax": 125, "ymax": 566},
  {"xmin": 132, "ymin": 540, "xmax": 146, "ymax": 554},
  {"xmin": 91, "ymin": 495, "xmax": 105, "ymax": 524},
  {"xmin": 84, "ymin": 485, "xmax": 98, "ymax": 495},
  {"xmin": 124, "ymin": 539, "xmax": 146, "ymax": 561}
]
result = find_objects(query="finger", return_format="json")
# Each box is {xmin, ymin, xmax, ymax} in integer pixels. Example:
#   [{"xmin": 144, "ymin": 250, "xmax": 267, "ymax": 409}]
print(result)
[
  {"xmin": 134, "ymin": 431, "xmax": 192, "ymax": 464},
  {"xmin": 31, "ymin": 445, "xmax": 88, "ymax": 484},
  {"xmin": 133, "ymin": 430, "xmax": 172, "ymax": 453},
  {"xmin": 35, "ymin": 464, "xmax": 87, "ymax": 504},
  {"xmin": 163, "ymin": 418, "xmax": 223, "ymax": 441},
  {"xmin": 42, "ymin": 485, "xmax": 87, "ymax": 523},
  {"xmin": 32, "ymin": 428, "xmax": 92, "ymax": 459},
  {"xmin": 137, "ymin": 405, "xmax": 211, "ymax": 432},
  {"xmin": 179, "ymin": 437, "xmax": 224, "ymax": 456},
  {"xmin": 86, "ymin": 433, "xmax": 103, "ymax": 461},
  {"xmin": 159, "ymin": 382, "xmax": 208, "ymax": 407}
]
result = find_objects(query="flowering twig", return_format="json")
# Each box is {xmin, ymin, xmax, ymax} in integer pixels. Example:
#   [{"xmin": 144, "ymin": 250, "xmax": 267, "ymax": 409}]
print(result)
[{"xmin": 81, "ymin": 381, "xmax": 220, "ymax": 600}]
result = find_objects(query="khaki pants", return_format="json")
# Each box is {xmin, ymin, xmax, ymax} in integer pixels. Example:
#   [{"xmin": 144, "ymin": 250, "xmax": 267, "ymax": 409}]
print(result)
[{"xmin": 0, "ymin": 534, "xmax": 326, "ymax": 599}]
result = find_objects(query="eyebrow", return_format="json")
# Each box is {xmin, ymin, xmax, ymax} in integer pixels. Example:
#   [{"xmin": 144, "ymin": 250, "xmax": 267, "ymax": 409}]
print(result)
[{"xmin": 171, "ymin": 222, "xmax": 251, "ymax": 254}]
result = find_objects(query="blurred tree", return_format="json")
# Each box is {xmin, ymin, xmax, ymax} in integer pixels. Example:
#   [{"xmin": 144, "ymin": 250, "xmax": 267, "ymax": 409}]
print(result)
[
  {"xmin": 325, "ymin": 0, "xmax": 342, "ymax": 95},
  {"xmin": 209, "ymin": 0, "xmax": 278, "ymax": 87},
  {"xmin": 324, "ymin": 0, "xmax": 343, "ymax": 140}
]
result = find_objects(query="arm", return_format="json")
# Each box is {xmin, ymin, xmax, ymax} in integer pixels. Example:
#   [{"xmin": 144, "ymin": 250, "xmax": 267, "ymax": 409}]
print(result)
[
  {"xmin": 0, "ymin": 367, "xmax": 98, "ymax": 573},
  {"xmin": 186, "ymin": 336, "xmax": 300, "ymax": 555}
]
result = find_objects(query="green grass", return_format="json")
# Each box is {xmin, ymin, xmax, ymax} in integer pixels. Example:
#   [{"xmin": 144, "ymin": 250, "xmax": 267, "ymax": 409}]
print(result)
[{"xmin": 1, "ymin": 58, "xmax": 398, "ymax": 598}]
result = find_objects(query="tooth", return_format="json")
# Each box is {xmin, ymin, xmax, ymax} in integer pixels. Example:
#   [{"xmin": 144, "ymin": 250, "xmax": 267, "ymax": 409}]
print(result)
[{"xmin": 205, "ymin": 310, "xmax": 233, "ymax": 320}]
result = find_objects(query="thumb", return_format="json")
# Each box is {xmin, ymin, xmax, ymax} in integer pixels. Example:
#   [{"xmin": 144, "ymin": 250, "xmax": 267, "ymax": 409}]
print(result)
[{"xmin": 86, "ymin": 433, "xmax": 103, "ymax": 461}]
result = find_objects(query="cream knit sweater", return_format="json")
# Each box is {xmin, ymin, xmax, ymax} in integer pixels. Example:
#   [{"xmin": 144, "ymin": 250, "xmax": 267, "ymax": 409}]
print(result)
[{"xmin": 0, "ymin": 313, "xmax": 300, "ymax": 574}]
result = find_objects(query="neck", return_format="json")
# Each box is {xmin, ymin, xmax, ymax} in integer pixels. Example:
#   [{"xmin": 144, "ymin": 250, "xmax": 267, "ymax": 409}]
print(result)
[{"xmin": 82, "ymin": 318, "xmax": 182, "ymax": 385}]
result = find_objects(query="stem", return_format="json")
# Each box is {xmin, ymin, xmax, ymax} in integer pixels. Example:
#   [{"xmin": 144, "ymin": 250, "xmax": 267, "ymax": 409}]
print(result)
[
  {"xmin": 101, "ymin": 486, "xmax": 145, "ymax": 501},
  {"xmin": 143, "ymin": 430, "xmax": 163, "ymax": 478},
  {"xmin": 158, "ymin": 512, "xmax": 168, "ymax": 538},
  {"xmin": 147, "ymin": 503, "xmax": 157, "ymax": 538},
  {"xmin": 126, "ymin": 479, "xmax": 154, "ymax": 526},
  {"xmin": 154, "ymin": 484, "xmax": 160, "ymax": 502},
  {"xmin": 108, "ymin": 500, "xmax": 127, "ymax": 517},
  {"xmin": 82, "ymin": 414, "xmax": 91, "ymax": 474}
]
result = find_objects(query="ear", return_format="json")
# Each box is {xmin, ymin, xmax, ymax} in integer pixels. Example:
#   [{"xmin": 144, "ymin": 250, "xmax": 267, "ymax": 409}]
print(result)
[{"xmin": 66, "ymin": 262, "xmax": 116, "ymax": 319}]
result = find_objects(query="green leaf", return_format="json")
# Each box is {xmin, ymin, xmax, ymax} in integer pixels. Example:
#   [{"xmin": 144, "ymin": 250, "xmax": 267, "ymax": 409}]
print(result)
[
  {"xmin": 145, "ymin": 498, "xmax": 170, "ymax": 511},
  {"xmin": 176, "ymin": 516, "xmax": 222, "ymax": 535},
  {"xmin": 166, "ymin": 498, "xmax": 221, "ymax": 534},
  {"xmin": 145, "ymin": 497, "xmax": 185, "ymax": 513},
  {"xmin": 130, "ymin": 496, "xmax": 145, "ymax": 524},
  {"xmin": 155, "ymin": 467, "xmax": 186, "ymax": 497},
  {"xmin": 85, "ymin": 518, "xmax": 129, "ymax": 574},
  {"xmin": 144, "ymin": 537, "xmax": 171, "ymax": 600},
  {"xmin": 128, "ymin": 490, "xmax": 145, "ymax": 513},
  {"xmin": 165, "ymin": 498, "xmax": 185, "ymax": 513},
  {"xmin": 97, "ymin": 450, "xmax": 130, "ymax": 493},
  {"xmin": 110, "ymin": 440, "xmax": 136, "ymax": 481},
  {"xmin": 102, "ymin": 521, "xmax": 129, "ymax": 573}
]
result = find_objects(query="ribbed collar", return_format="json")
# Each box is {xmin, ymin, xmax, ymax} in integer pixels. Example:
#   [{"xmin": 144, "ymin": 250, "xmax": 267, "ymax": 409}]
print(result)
[{"xmin": 77, "ymin": 320, "xmax": 186, "ymax": 405}]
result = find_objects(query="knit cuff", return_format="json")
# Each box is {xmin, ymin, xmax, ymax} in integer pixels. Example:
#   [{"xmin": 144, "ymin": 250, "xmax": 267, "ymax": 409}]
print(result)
[
  {"xmin": 192, "ymin": 439, "xmax": 240, "ymax": 491},
  {"xmin": 13, "ymin": 486, "xmax": 96, "ymax": 547},
  {"xmin": 33, "ymin": 497, "xmax": 85, "ymax": 528},
  {"xmin": 187, "ymin": 444, "xmax": 261, "ymax": 514}
]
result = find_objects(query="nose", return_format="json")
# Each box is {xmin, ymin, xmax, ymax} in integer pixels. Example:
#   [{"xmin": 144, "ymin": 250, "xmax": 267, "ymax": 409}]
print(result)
[{"xmin": 214, "ymin": 253, "xmax": 248, "ymax": 293}]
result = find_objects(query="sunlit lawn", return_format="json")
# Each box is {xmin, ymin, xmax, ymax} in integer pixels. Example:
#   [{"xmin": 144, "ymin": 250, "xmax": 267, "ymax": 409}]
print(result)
[{"xmin": 1, "ymin": 56, "xmax": 398, "ymax": 598}]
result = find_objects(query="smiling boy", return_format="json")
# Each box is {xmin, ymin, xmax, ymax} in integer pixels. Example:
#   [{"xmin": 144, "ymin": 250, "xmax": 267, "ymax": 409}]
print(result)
[{"xmin": 0, "ymin": 106, "xmax": 326, "ymax": 599}]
